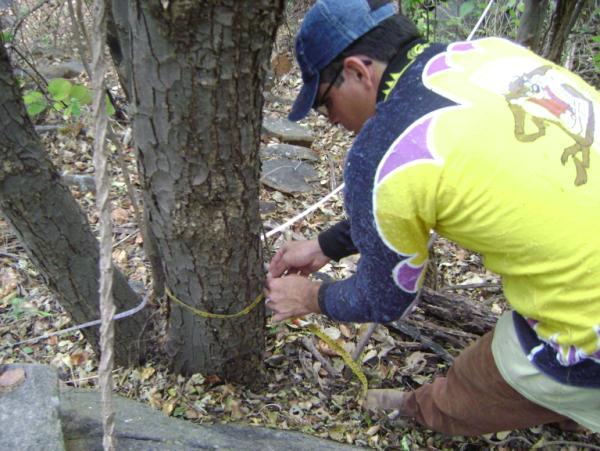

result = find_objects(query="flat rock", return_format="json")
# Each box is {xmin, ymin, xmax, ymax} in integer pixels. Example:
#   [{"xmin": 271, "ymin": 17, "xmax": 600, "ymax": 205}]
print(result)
[
  {"xmin": 261, "ymin": 143, "xmax": 319, "ymax": 162},
  {"xmin": 0, "ymin": 364, "xmax": 64, "ymax": 451},
  {"xmin": 40, "ymin": 60, "xmax": 85, "ymax": 80},
  {"xmin": 60, "ymin": 389, "xmax": 361, "ymax": 450},
  {"xmin": 261, "ymin": 158, "xmax": 318, "ymax": 194},
  {"xmin": 262, "ymin": 117, "xmax": 315, "ymax": 147},
  {"xmin": 259, "ymin": 200, "xmax": 277, "ymax": 214}
]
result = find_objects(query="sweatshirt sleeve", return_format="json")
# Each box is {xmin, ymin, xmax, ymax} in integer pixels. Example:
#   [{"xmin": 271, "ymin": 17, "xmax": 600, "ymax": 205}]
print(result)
[
  {"xmin": 317, "ymin": 107, "xmax": 441, "ymax": 324},
  {"xmin": 317, "ymin": 219, "xmax": 358, "ymax": 261}
]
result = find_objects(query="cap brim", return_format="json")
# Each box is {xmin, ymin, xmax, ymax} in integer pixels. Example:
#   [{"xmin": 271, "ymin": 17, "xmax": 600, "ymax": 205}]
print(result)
[{"xmin": 288, "ymin": 74, "xmax": 319, "ymax": 122}]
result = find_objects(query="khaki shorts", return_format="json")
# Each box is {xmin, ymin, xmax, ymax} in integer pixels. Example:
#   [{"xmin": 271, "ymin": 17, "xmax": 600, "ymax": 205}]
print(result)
[{"xmin": 492, "ymin": 311, "xmax": 600, "ymax": 432}]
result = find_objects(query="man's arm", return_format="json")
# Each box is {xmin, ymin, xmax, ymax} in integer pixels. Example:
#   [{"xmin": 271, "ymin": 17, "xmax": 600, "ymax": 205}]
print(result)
[
  {"xmin": 267, "ymin": 219, "xmax": 358, "ymax": 279},
  {"xmin": 318, "ymin": 219, "xmax": 358, "ymax": 261}
]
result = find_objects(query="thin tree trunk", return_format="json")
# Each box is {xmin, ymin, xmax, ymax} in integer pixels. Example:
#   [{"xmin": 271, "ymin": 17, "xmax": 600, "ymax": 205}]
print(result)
[
  {"xmin": 111, "ymin": 0, "xmax": 284, "ymax": 383},
  {"xmin": 541, "ymin": 0, "xmax": 587, "ymax": 63},
  {"xmin": 106, "ymin": 1, "xmax": 166, "ymax": 298},
  {"xmin": 0, "ymin": 42, "xmax": 149, "ymax": 366},
  {"xmin": 516, "ymin": 0, "xmax": 548, "ymax": 53}
]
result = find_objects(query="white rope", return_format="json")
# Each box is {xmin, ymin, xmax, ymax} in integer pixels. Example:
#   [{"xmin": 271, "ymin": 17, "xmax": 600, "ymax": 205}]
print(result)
[
  {"xmin": 0, "ymin": 294, "xmax": 148, "ymax": 350},
  {"xmin": 263, "ymin": 183, "xmax": 344, "ymax": 239},
  {"xmin": 467, "ymin": 0, "xmax": 495, "ymax": 41}
]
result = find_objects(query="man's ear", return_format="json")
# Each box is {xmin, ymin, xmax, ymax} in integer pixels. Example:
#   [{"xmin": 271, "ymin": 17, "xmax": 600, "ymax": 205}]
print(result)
[{"xmin": 343, "ymin": 56, "xmax": 376, "ymax": 88}]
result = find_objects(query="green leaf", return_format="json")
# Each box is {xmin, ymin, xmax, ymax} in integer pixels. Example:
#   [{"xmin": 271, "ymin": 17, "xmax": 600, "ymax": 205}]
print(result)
[
  {"xmin": 173, "ymin": 406, "xmax": 186, "ymax": 417},
  {"xmin": 1, "ymin": 31, "xmax": 14, "ymax": 43},
  {"xmin": 459, "ymin": 1, "xmax": 475, "ymax": 17},
  {"xmin": 105, "ymin": 94, "xmax": 116, "ymax": 116},
  {"xmin": 69, "ymin": 98, "xmax": 82, "ymax": 117},
  {"xmin": 22, "ymin": 347, "xmax": 34, "ymax": 354},
  {"xmin": 47, "ymin": 78, "xmax": 72, "ymax": 102},
  {"xmin": 70, "ymin": 84, "xmax": 92, "ymax": 105},
  {"xmin": 23, "ymin": 91, "xmax": 47, "ymax": 116}
]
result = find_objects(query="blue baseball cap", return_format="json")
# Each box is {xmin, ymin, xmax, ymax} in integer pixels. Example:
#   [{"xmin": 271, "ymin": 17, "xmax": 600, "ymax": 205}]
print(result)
[{"xmin": 288, "ymin": 0, "xmax": 397, "ymax": 121}]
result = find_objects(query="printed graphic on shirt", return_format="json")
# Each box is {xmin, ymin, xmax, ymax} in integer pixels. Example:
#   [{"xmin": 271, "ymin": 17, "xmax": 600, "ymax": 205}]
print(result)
[
  {"xmin": 506, "ymin": 65, "xmax": 596, "ymax": 186},
  {"xmin": 373, "ymin": 37, "xmax": 600, "ymax": 366}
]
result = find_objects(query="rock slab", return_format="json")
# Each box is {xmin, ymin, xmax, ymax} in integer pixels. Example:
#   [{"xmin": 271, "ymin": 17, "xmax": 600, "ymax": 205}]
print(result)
[
  {"xmin": 262, "ymin": 117, "xmax": 315, "ymax": 147},
  {"xmin": 0, "ymin": 364, "xmax": 64, "ymax": 451},
  {"xmin": 261, "ymin": 158, "xmax": 318, "ymax": 194},
  {"xmin": 60, "ymin": 389, "xmax": 361, "ymax": 451}
]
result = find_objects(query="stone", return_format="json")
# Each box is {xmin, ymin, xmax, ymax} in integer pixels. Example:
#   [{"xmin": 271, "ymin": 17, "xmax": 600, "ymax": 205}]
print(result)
[
  {"xmin": 40, "ymin": 60, "xmax": 85, "ymax": 80},
  {"xmin": 261, "ymin": 143, "xmax": 319, "ymax": 162},
  {"xmin": 0, "ymin": 364, "xmax": 64, "ymax": 451},
  {"xmin": 60, "ymin": 389, "xmax": 362, "ymax": 450},
  {"xmin": 261, "ymin": 158, "xmax": 318, "ymax": 194},
  {"xmin": 262, "ymin": 117, "xmax": 315, "ymax": 147},
  {"xmin": 259, "ymin": 200, "xmax": 277, "ymax": 214}
]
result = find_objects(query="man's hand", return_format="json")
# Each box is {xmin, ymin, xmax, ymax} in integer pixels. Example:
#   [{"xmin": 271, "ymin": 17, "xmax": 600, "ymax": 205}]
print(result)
[
  {"xmin": 267, "ymin": 239, "xmax": 330, "ymax": 278},
  {"xmin": 264, "ymin": 275, "xmax": 321, "ymax": 322}
]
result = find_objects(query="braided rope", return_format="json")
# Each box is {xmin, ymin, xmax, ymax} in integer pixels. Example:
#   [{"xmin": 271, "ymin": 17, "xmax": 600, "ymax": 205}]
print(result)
[{"xmin": 91, "ymin": 0, "xmax": 116, "ymax": 448}]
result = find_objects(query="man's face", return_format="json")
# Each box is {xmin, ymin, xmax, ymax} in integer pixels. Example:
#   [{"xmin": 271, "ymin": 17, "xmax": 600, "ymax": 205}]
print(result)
[{"xmin": 315, "ymin": 58, "xmax": 378, "ymax": 134}]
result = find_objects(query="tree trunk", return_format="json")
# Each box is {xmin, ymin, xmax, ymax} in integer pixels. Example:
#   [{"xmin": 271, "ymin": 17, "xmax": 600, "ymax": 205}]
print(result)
[
  {"xmin": 540, "ymin": 0, "xmax": 586, "ymax": 63},
  {"xmin": 0, "ymin": 44, "xmax": 149, "ymax": 366},
  {"xmin": 110, "ymin": 0, "xmax": 284, "ymax": 383},
  {"xmin": 516, "ymin": 0, "xmax": 548, "ymax": 53},
  {"xmin": 106, "ymin": 1, "xmax": 167, "ymax": 298}
]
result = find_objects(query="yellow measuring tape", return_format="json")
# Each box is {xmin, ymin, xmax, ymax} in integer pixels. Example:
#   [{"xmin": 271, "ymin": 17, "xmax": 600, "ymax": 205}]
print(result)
[
  {"xmin": 166, "ymin": 287, "xmax": 264, "ymax": 319},
  {"xmin": 165, "ymin": 287, "xmax": 368, "ymax": 397}
]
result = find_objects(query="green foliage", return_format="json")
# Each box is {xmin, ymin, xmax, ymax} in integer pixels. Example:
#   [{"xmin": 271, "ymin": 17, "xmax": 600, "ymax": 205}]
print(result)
[
  {"xmin": 23, "ymin": 90, "xmax": 48, "ymax": 116},
  {"xmin": 6, "ymin": 295, "xmax": 51, "ymax": 320},
  {"xmin": 459, "ymin": 1, "xmax": 475, "ymax": 18},
  {"xmin": 1, "ymin": 30, "xmax": 14, "ymax": 43},
  {"xmin": 593, "ymin": 36, "xmax": 600, "ymax": 71},
  {"xmin": 23, "ymin": 78, "xmax": 113, "ymax": 119}
]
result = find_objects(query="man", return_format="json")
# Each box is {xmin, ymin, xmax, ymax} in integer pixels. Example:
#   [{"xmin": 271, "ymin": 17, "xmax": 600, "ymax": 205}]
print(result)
[{"xmin": 265, "ymin": 0, "xmax": 600, "ymax": 436}]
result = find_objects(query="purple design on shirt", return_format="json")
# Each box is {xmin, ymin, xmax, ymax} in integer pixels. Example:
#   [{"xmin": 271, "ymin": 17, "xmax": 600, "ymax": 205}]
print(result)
[
  {"xmin": 377, "ymin": 117, "xmax": 435, "ymax": 183},
  {"xmin": 450, "ymin": 42, "xmax": 475, "ymax": 52},
  {"xmin": 526, "ymin": 318, "xmax": 539, "ymax": 329},
  {"xmin": 425, "ymin": 54, "xmax": 450, "ymax": 77},
  {"xmin": 395, "ymin": 261, "xmax": 425, "ymax": 293},
  {"xmin": 567, "ymin": 346, "xmax": 578, "ymax": 365}
]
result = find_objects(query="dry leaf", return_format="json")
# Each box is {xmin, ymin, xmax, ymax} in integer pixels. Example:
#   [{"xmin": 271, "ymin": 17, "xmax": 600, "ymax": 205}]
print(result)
[
  {"xmin": 69, "ymin": 351, "xmax": 89, "ymax": 367},
  {"xmin": 140, "ymin": 366, "xmax": 156, "ymax": 381},
  {"xmin": 403, "ymin": 351, "xmax": 428, "ymax": 373},
  {"xmin": 0, "ymin": 368, "xmax": 26, "ymax": 388},
  {"xmin": 111, "ymin": 208, "xmax": 130, "ymax": 224},
  {"xmin": 366, "ymin": 424, "xmax": 380, "ymax": 436}
]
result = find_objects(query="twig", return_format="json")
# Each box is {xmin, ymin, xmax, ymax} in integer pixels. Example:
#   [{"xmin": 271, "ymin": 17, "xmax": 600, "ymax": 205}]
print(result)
[
  {"xmin": 480, "ymin": 434, "xmax": 533, "ymax": 448},
  {"xmin": 301, "ymin": 336, "xmax": 340, "ymax": 376},
  {"xmin": 5, "ymin": 43, "xmax": 48, "ymax": 89},
  {"xmin": 442, "ymin": 282, "xmax": 501, "ymax": 291},
  {"xmin": 536, "ymin": 441, "xmax": 600, "ymax": 451},
  {"xmin": 11, "ymin": 0, "xmax": 53, "ymax": 38},
  {"xmin": 0, "ymin": 251, "xmax": 20, "ymax": 260},
  {"xmin": 66, "ymin": 0, "xmax": 92, "ymax": 79},
  {"xmin": 112, "ymin": 230, "xmax": 138, "ymax": 249},
  {"xmin": 352, "ymin": 323, "xmax": 376, "ymax": 361}
]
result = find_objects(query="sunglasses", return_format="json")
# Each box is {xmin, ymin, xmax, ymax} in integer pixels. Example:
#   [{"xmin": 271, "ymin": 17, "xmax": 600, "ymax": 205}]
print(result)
[
  {"xmin": 313, "ymin": 60, "xmax": 372, "ymax": 116},
  {"xmin": 313, "ymin": 65, "xmax": 343, "ymax": 115}
]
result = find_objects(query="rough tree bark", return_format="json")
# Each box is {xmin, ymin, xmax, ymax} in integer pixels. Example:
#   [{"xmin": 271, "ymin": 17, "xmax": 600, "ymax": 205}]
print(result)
[
  {"xmin": 516, "ymin": 0, "xmax": 548, "ymax": 52},
  {"xmin": 110, "ymin": 0, "xmax": 284, "ymax": 383},
  {"xmin": 0, "ymin": 42, "xmax": 149, "ymax": 366},
  {"xmin": 540, "ymin": 0, "xmax": 587, "ymax": 63},
  {"xmin": 107, "ymin": 2, "xmax": 167, "ymax": 299}
]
